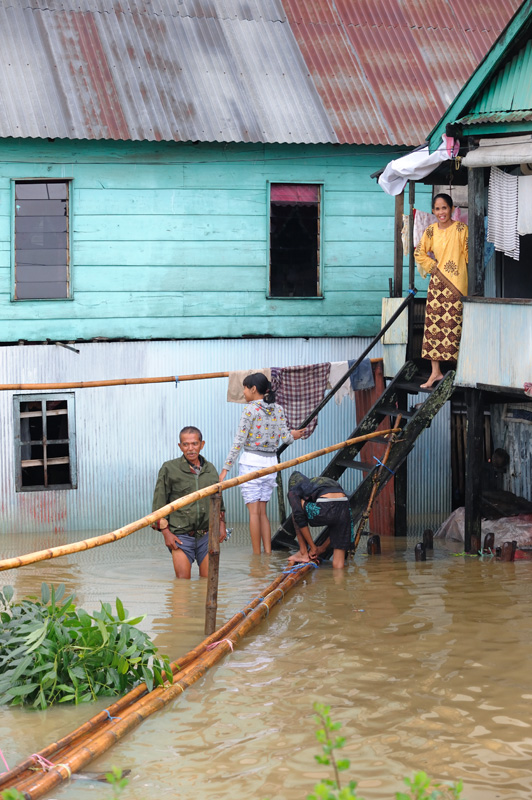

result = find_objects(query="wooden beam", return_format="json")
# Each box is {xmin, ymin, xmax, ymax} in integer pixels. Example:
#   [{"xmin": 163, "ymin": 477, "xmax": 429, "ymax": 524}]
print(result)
[
  {"xmin": 467, "ymin": 167, "xmax": 485, "ymax": 296},
  {"xmin": 394, "ymin": 190, "xmax": 404, "ymax": 297},
  {"xmin": 464, "ymin": 388, "xmax": 484, "ymax": 552},
  {"xmin": 408, "ymin": 181, "xmax": 416, "ymax": 290}
]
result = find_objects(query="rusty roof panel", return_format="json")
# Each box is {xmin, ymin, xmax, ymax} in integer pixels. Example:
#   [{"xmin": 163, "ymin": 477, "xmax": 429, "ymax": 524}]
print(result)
[
  {"xmin": 282, "ymin": 0, "xmax": 522, "ymax": 145},
  {"xmin": 0, "ymin": 0, "xmax": 522, "ymax": 146}
]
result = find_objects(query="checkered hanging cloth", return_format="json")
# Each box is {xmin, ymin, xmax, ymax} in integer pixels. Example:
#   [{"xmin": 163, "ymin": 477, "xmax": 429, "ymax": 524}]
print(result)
[{"xmin": 271, "ymin": 363, "xmax": 331, "ymax": 438}]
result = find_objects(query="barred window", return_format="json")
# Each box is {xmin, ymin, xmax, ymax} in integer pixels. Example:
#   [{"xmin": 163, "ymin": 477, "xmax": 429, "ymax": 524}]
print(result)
[{"xmin": 14, "ymin": 394, "xmax": 77, "ymax": 491}]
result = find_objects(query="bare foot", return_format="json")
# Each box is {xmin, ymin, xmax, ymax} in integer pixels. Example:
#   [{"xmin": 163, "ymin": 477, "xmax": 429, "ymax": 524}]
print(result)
[
  {"xmin": 420, "ymin": 375, "xmax": 443, "ymax": 390},
  {"xmin": 287, "ymin": 552, "xmax": 311, "ymax": 564}
]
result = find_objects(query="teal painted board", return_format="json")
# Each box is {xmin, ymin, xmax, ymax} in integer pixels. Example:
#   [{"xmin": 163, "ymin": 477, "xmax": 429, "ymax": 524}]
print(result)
[
  {"xmin": 75, "ymin": 266, "xmax": 268, "ymax": 292},
  {"xmin": 73, "ymin": 215, "xmax": 264, "ymax": 241},
  {"xmin": 1, "ymin": 290, "xmax": 384, "ymax": 319},
  {"xmin": 0, "ymin": 138, "xmax": 402, "ymax": 342},
  {"xmin": 0, "ymin": 315, "xmax": 382, "ymax": 340}
]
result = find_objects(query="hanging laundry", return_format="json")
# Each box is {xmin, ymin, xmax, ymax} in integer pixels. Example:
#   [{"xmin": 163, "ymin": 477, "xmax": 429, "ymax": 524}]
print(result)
[
  {"xmin": 271, "ymin": 363, "xmax": 331, "ymax": 438},
  {"xmin": 348, "ymin": 358, "xmax": 375, "ymax": 391},
  {"xmin": 518, "ymin": 175, "xmax": 532, "ymax": 236},
  {"xmin": 488, "ymin": 166, "xmax": 520, "ymax": 261},
  {"xmin": 401, "ymin": 215, "xmax": 410, "ymax": 256},
  {"xmin": 327, "ymin": 362, "xmax": 355, "ymax": 405},
  {"xmin": 525, "ymin": 383, "xmax": 532, "ymax": 398},
  {"xmin": 227, "ymin": 368, "xmax": 271, "ymax": 403}
]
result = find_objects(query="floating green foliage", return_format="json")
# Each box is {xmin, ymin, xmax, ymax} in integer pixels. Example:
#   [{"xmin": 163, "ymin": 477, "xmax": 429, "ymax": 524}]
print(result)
[{"xmin": 0, "ymin": 583, "xmax": 172, "ymax": 710}]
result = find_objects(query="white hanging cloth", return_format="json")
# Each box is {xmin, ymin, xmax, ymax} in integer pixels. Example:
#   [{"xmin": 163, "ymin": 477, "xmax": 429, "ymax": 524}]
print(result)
[
  {"xmin": 517, "ymin": 175, "xmax": 532, "ymax": 236},
  {"xmin": 378, "ymin": 136, "xmax": 456, "ymax": 197},
  {"xmin": 487, "ymin": 167, "xmax": 520, "ymax": 261}
]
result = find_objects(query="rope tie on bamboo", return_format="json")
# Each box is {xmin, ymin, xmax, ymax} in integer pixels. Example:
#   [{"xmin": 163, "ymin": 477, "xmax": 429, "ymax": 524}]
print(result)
[
  {"xmin": 30, "ymin": 754, "xmax": 72, "ymax": 779},
  {"xmin": 104, "ymin": 708, "xmax": 122, "ymax": 722},
  {"xmin": 258, "ymin": 602, "xmax": 270, "ymax": 616},
  {"xmin": 0, "ymin": 748, "xmax": 10, "ymax": 774},
  {"xmin": 175, "ymin": 376, "xmax": 179, "ymax": 388},
  {"xmin": 205, "ymin": 638, "xmax": 234, "ymax": 652},
  {"xmin": 373, "ymin": 456, "xmax": 395, "ymax": 475}
]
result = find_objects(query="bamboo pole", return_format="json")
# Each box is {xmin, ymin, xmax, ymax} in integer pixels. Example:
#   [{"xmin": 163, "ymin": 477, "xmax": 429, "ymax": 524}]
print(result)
[
  {"xmin": 204, "ymin": 492, "xmax": 222, "ymax": 635},
  {"xmin": 0, "ymin": 372, "xmax": 229, "ymax": 391},
  {"xmin": 9, "ymin": 564, "xmax": 314, "ymax": 799},
  {"xmin": 352, "ymin": 416, "xmax": 402, "ymax": 552},
  {"xmin": 0, "ymin": 429, "xmax": 399, "ymax": 572},
  {"xmin": 0, "ymin": 571, "xmax": 289, "ymax": 791},
  {"xmin": 0, "ymin": 359, "xmax": 383, "ymax": 393}
]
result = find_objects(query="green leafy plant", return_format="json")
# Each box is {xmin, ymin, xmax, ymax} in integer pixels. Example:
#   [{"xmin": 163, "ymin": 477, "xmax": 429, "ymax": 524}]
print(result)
[
  {"xmin": 308, "ymin": 703, "xmax": 464, "ymax": 800},
  {"xmin": 105, "ymin": 767, "xmax": 130, "ymax": 799},
  {"xmin": 0, "ymin": 583, "xmax": 172, "ymax": 709}
]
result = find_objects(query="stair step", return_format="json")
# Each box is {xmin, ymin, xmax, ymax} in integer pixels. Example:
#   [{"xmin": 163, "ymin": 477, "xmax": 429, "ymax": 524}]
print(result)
[
  {"xmin": 335, "ymin": 458, "xmax": 376, "ymax": 471},
  {"xmin": 394, "ymin": 380, "xmax": 425, "ymax": 393},
  {"xmin": 374, "ymin": 406, "xmax": 415, "ymax": 419}
]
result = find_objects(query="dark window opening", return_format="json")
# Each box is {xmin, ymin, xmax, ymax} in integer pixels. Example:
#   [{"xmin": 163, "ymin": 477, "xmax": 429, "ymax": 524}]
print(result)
[
  {"xmin": 14, "ymin": 181, "xmax": 69, "ymax": 300},
  {"xmin": 269, "ymin": 183, "xmax": 320, "ymax": 297},
  {"xmin": 15, "ymin": 394, "xmax": 77, "ymax": 491}
]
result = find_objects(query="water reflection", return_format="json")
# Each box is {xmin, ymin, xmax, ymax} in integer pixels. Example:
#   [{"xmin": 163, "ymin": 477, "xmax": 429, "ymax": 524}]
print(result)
[{"xmin": 0, "ymin": 528, "xmax": 531, "ymax": 798}]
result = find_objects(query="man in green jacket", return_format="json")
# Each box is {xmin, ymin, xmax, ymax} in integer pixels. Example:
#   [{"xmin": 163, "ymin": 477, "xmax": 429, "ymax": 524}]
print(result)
[{"xmin": 152, "ymin": 426, "xmax": 226, "ymax": 578}]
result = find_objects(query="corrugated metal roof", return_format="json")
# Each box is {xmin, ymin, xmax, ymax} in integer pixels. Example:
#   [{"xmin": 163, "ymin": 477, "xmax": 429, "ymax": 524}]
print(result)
[
  {"xmin": 0, "ymin": 0, "xmax": 522, "ymax": 146},
  {"xmin": 457, "ymin": 39, "xmax": 532, "ymax": 126}
]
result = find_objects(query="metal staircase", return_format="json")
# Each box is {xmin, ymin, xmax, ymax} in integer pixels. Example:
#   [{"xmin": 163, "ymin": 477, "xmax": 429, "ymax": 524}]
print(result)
[{"xmin": 272, "ymin": 361, "xmax": 455, "ymax": 550}]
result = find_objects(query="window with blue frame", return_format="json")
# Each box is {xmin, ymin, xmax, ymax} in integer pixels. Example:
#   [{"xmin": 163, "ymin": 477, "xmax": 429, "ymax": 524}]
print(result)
[
  {"xmin": 14, "ymin": 393, "xmax": 77, "ymax": 491},
  {"xmin": 14, "ymin": 181, "xmax": 70, "ymax": 300}
]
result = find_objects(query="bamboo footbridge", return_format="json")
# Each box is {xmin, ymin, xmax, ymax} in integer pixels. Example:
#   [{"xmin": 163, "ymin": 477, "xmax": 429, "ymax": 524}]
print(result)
[
  {"xmin": 0, "ymin": 564, "xmax": 315, "ymax": 799},
  {"xmin": 0, "ymin": 429, "xmax": 399, "ymax": 799}
]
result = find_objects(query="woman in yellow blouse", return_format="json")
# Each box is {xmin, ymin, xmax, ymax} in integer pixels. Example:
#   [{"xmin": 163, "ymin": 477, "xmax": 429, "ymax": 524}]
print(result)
[{"xmin": 414, "ymin": 193, "xmax": 468, "ymax": 389}]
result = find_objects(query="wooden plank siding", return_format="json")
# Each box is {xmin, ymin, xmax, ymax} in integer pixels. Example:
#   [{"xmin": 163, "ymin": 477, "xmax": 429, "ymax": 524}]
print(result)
[{"xmin": 0, "ymin": 139, "xmax": 429, "ymax": 342}]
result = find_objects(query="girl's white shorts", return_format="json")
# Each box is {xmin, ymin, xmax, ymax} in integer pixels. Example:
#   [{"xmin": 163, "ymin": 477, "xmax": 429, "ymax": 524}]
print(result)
[{"xmin": 238, "ymin": 453, "xmax": 278, "ymax": 504}]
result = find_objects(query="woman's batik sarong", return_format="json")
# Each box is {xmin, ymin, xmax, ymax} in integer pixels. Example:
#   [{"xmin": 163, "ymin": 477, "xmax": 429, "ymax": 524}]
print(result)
[{"xmin": 421, "ymin": 267, "xmax": 463, "ymax": 362}]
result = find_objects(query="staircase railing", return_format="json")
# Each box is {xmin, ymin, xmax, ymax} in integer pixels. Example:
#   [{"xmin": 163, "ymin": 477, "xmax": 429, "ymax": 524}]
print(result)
[{"xmin": 275, "ymin": 288, "xmax": 417, "ymax": 517}]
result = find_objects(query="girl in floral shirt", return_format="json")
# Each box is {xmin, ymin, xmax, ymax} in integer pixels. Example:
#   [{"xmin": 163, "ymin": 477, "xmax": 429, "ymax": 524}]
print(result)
[{"xmin": 220, "ymin": 373, "xmax": 302, "ymax": 554}]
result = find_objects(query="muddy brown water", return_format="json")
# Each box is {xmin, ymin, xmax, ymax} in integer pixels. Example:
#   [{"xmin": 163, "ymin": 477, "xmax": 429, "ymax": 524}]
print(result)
[{"xmin": 1, "ymin": 528, "xmax": 532, "ymax": 800}]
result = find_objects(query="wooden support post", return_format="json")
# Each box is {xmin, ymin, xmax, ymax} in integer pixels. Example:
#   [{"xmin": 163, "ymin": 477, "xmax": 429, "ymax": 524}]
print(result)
[
  {"xmin": 467, "ymin": 167, "xmax": 485, "ymax": 297},
  {"xmin": 408, "ymin": 181, "xmax": 416, "ymax": 290},
  {"xmin": 464, "ymin": 388, "xmax": 483, "ymax": 553},
  {"xmin": 394, "ymin": 391, "xmax": 408, "ymax": 536},
  {"xmin": 394, "ymin": 190, "xmax": 404, "ymax": 297},
  {"xmin": 204, "ymin": 492, "xmax": 222, "ymax": 635}
]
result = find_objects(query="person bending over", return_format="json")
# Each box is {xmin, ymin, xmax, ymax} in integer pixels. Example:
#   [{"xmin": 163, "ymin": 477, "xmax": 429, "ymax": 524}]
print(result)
[
  {"xmin": 152, "ymin": 426, "xmax": 226, "ymax": 579},
  {"xmin": 287, "ymin": 471, "xmax": 352, "ymax": 569}
]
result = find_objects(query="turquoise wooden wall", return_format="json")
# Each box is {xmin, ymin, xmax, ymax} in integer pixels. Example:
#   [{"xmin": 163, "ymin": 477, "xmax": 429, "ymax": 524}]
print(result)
[{"xmin": 0, "ymin": 138, "xmax": 426, "ymax": 342}]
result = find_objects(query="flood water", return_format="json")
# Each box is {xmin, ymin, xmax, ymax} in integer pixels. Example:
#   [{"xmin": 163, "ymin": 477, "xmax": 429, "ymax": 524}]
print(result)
[{"xmin": 1, "ymin": 527, "xmax": 532, "ymax": 800}]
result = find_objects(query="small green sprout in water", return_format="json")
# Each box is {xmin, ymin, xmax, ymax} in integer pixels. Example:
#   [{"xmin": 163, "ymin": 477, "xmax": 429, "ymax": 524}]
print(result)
[
  {"xmin": 105, "ymin": 767, "xmax": 130, "ymax": 800},
  {"xmin": 308, "ymin": 703, "xmax": 464, "ymax": 800},
  {"xmin": 0, "ymin": 583, "xmax": 172, "ymax": 709}
]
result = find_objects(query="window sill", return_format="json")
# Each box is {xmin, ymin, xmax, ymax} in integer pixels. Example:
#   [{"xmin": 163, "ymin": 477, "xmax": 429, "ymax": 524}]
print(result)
[
  {"xmin": 266, "ymin": 295, "xmax": 324, "ymax": 300},
  {"xmin": 11, "ymin": 297, "xmax": 73, "ymax": 302}
]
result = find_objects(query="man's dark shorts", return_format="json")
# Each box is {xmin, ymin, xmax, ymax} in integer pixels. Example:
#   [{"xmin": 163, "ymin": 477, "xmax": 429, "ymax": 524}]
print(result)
[
  {"xmin": 308, "ymin": 500, "xmax": 352, "ymax": 550},
  {"xmin": 167, "ymin": 532, "xmax": 209, "ymax": 565}
]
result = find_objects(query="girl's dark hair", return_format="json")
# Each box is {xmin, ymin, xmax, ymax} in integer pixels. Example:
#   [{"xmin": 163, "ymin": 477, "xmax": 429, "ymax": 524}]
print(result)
[
  {"xmin": 432, "ymin": 192, "xmax": 454, "ymax": 210},
  {"xmin": 243, "ymin": 372, "xmax": 276, "ymax": 404}
]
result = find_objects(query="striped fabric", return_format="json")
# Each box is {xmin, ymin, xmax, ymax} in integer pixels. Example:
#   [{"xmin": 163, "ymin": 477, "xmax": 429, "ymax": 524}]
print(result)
[{"xmin": 487, "ymin": 166, "xmax": 520, "ymax": 261}]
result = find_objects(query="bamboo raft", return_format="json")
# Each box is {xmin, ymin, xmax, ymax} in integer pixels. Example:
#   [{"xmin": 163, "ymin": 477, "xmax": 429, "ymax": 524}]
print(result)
[
  {"xmin": 0, "ymin": 563, "xmax": 315, "ymax": 799},
  {"xmin": 0, "ymin": 429, "xmax": 399, "ymax": 572}
]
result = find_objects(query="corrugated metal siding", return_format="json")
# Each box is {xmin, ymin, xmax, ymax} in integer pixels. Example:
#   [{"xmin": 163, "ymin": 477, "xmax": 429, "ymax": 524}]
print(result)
[
  {"xmin": 0, "ymin": 0, "xmax": 520, "ymax": 146},
  {"xmin": 491, "ymin": 403, "xmax": 532, "ymax": 502},
  {"xmin": 0, "ymin": 338, "xmax": 450, "ymax": 535},
  {"xmin": 455, "ymin": 300, "xmax": 532, "ymax": 389},
  {"xmin": 458, "ymin": 39, "xmax": 532, "ymax": 126}
]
